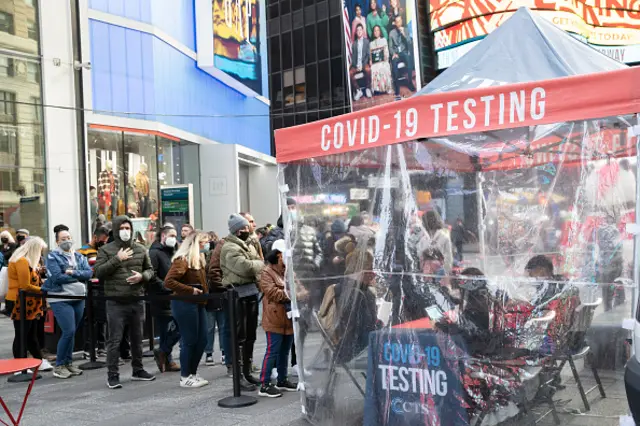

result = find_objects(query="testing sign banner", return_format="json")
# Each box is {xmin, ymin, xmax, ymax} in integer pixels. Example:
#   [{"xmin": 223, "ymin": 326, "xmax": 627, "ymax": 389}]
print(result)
[{"xmin": 364, "ymin": 330, "xmax": 468, "ymax": 426}]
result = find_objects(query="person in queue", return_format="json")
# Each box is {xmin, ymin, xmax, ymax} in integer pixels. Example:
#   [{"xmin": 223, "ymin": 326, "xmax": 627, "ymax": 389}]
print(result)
[
  {"xmin": 43, "ymin": 225, "xmax": 93, "ymax": 379},
  {"xmin": 0, "ymin": 230, "xmax": 17, "ymax": 316},
  {"xmin": 418, "ymin": 210, "xmax": 453, "ymax": 274},
  {"xmin": 257, "ymin": 240, "xmax": 298, "ymax": 397},
  {"xmin": 149, "ymin": 226, "xmax": 181, "ymax": 373},
  {"xmin": 221, "ymin": 214, "xmax": 265, "ymax": 388},
  {"xmin": 78, "ymin": 226, "xmax": 110, "ymax": 358},
  {"xmin": 8, "ymin": 237, "xmax": 53, "ymax": 372},
  {"xmin": 180, "ymin": 224, "xmax": 194, "ymax": 241},
  {"xmin": 94, "ymin": 215, "xmax": 156, "ymax": 389},
  {"xmin": 206, "ymin": 228, "xmax": 237, "ymax": 384},
  {"xmin": 525, "ymin": 254, "xmax": 565, "ymax": 305},
  {"xmin": 240, "ymin": 212, "xmax": 264, "ymax": 260},
  {"xmin": 15, "ymin": 228, "xmax": 29, "ymax": 246},
  {"xmin": 164, "ymin": 231, "xmax": 210, "ymax": 388}
]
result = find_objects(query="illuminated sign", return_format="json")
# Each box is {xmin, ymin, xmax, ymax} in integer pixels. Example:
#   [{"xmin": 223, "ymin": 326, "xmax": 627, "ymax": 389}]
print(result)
[{"xmin": 293, "ymin": 194, "xmax": 348, "ymax": 204}]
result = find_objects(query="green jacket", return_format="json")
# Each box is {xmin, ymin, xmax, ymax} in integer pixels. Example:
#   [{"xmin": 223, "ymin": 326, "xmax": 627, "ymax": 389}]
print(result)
[
  {"xmin": 94, "ymin": 216, "xmax": 155, "ymax": 298},
  {"xmin": 366, "ymin": 10, "xmax": 389, "ymax": 40},
  {"xmin": 220, "ymin": 234, "xmax": 264, "ymax": 287}
]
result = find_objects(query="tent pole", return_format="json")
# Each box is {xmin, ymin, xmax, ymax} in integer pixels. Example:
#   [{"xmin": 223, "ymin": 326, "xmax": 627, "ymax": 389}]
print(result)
[
  {"xmin": 632, "ymin": 113, "xmax": 640, "ymax": 319},
  {"xmin": 476, "ymin": 172, "xmax": 487, "ymax": 273}
]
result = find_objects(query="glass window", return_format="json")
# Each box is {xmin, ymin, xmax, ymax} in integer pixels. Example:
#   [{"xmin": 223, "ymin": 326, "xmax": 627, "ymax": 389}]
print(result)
[
  {"xmin": 0, "ymin": 126, "xmax": 16, "ymax": 154},
  {"xmin": 87, "ymin": 129, "xmax": 125, "ymax": 224},
  {"xmin": 124, "ymin": 132, "xmax": 159, "ymax": 244},
  {"xmin": 31, "ymin": 97, "xmax": 40, "ymax": 122},
  {"xmin": 270, "ymin": 72, "xmax": 282, "ymax": 110},
  {"xmin": 157, "ymin": 137, "xmax": 182, "ymax": 186},
  {"xmin": 331, "ymin": 57, "xmax": 345, "ymax": 106},
  {"xmin": 305, "ymin": 63, "xmax": 318, "ymax": 107},
  {"xmin": 305, "ymin": 25, "xmax": 316, "ymax": 63},
  {"xmin": 0, "ymin": 91, "xmax": 16, "ymax": 124},
  {"xmin": 26, "ymin": 62, "xmax": 39, "ymax": 83},
  {"xmin": 330, "ymin": 17, "xmax": 341, "ymax": 57},
  {"xmin": 269, "ymin": 36, "xmax": 280, "ymax": 72},
  {"xmin": 282, "ymin": 32, "xmax": 292, "ymax": 70},
  {"xmin": 318, "ymin": 60, "xmax": 330, "ymax": 107},
  {"xmin": 0, "ymin": 57, "xmax": 13, "ymax": 77},
  {"xmin": 317, "ymin": 21, "xmax": 329, "ymax": 60},
  {"xmin": 281, "ymin": 0, "xmax": 290, "ymax": 15},
  {"xmin": 293, "ymin": 28, "xmax": 304, "ymax": 67},
  {"xmin": 0, "ymin": 12, "xmax": 14, "ymax": 35},
  {"xmin": 283, "ymin": 69, "xmax": 294, "ymax": 107},
  {"xmin": 27, "ymin": 21, "xmax": 37, "ymax": 41}
]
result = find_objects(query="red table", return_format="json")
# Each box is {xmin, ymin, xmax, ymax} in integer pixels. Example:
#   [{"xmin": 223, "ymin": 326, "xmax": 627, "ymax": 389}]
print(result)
[{"xmin": 0, "ymin": 359, "xmax": 41, "ymax": 426}]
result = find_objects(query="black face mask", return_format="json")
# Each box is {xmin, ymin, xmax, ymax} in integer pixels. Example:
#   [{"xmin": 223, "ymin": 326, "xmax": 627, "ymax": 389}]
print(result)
[
  {"xmin": 16, "ymin": 235, "xmax": 25, "ymax": 243},
  {"xmin": 95, "ymin": 241, "xmax": 106, "ymax": 249},
  {"xmin": 1, "ymin": 238, "xmax": 8, "ymax": 244},
  {"xmin": 237, "ymin": 231, "xmax": 251, "ymax": 241}
]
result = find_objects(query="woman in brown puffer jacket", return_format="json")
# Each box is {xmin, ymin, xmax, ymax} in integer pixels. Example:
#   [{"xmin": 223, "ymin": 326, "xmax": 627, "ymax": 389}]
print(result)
[{"xmin": 256, "ymin": 240, "xmax": 297, "ymax": 398}]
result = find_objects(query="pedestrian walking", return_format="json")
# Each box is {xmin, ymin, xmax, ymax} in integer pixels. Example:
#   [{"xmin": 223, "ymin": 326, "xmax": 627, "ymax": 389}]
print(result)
[
  {"xmin": 94, "ymin": 215, "xmax": 156, "ymax": 389},
  {"xmin": 149, "ymin": 226, "xmax": 181, "ymax": 373},
  {"xmin": 164, "ymin": 231, "xmax": 210, "ymax": 388},
  {"xmin": 7, "ymin": 237, "xmax": 53, "ymax": 372},
  {"xmin": 258, "ymin": 240, "xmax": 297, "ymax": 397},
  {"xmin": 43, "ymin": 225, "xmax": 93, "ymax": 379},
  {"xmin": 221, "ymin": 214, "xmax": 265, "ymax": 388}
]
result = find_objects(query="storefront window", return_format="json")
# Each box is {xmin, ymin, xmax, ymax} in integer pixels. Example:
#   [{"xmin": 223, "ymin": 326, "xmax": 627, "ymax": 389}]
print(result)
[
  {"xmin": 0, "ymin": 0, "xmax": 47, "ymax": 241},
  {"xmin": 124, "ymin": 133, "xmax": 158, "ymax": 243},
  {"xmin": 88, "ymin": 129, "xmax": 125, "ymax": 226},
  {"xmin": 157, "ymin": 137, "xmax": 183, "ymax": 186}
]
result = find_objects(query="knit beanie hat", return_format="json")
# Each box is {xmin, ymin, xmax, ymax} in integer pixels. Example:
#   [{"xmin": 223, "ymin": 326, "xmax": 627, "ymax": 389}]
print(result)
[{"xmin": 228, "ymin": 214, "xmax": 250, "ymax": 234}]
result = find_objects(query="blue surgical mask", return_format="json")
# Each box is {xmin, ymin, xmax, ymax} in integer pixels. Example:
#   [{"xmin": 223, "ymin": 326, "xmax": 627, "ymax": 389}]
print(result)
[
  {"xmin": 290, "ymin": 210, "xmax": 298, "ymax": 223},
  {"xmin": 201, "ymin": 243, "xmax": 210, "ymax": 253}
]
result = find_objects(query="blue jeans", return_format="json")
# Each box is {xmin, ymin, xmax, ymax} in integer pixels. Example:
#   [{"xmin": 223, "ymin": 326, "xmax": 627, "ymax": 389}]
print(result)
[
  {"xmin": 205, "ymin": 309, "xmax": 228, "ymax": 357},
  {"xmin": 155, "ymin": 315, "xmax": 181, "ymax": 362},
  {"xmin": 259, "ymin": 332, "xmax": 294, "ymax": 386},
  {"xmin": 171, "ymin": 300, "xmax": 207, "ymax": 377},
  {"xmin": 50, "ymin": 301, "xmax": 85, "ymax": 366}
]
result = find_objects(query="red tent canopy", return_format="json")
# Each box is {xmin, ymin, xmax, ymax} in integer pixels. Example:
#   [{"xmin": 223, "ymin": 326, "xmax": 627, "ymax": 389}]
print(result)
[{"xmin": 274, "ymin": 67, "xmax": 640, "ymax": 166}]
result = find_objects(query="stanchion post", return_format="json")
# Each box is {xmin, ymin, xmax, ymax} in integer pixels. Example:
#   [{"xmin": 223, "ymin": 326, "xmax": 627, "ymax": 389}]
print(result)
[
  {"xmin": 79, "ymin": 282, "xmax": 105, "ymax": 370},
  {"xmin": 142, "ymin": 301, "xmax": 154, "ymax": 357},
  {"xmin": 218, "ymin": 289, "xmax": 257, "ymax": 408},
  {"xmin": 8, "ymin": 290, "xmax": 42, "ymax": 383}
]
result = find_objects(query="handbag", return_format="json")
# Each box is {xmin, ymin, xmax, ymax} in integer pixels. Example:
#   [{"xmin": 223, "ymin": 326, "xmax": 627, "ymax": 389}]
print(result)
[
  {"xmin": 233, "ymin": 283, "xmax": 259, "ymax": 299},
  {"xmin": 0, "ymin": 266, "xmax": 8, "ymax": 301}
]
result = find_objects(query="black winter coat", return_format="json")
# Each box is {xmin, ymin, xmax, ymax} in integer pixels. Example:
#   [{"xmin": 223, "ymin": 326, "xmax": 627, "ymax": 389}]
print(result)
[{"xmin": 148, "ymin": 241, "xmax": 175, "ymax": 316}]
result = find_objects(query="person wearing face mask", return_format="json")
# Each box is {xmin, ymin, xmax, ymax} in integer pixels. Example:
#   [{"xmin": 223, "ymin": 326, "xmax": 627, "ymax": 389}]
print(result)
[
  {"xmin": 43, "ymin": 225, "xmax": 93, "ymax": 379},
  {"xmin": 0, "ymin": 230, "xmax": 17, "ymax": 316},
  {"xmin": 220, "ymin": 214, "xmax": 265, "ymax": 388},
  {"xmin": 15, "ymin": 229, "xmax": 29, "ymax": 246},
  {"xmin": 148, "ymin": 226, "xmax": 181, "ymax": 373},
  {"xmin": 78, "ymin": 226, "xmax": 110, "ymax": 358},
  {"xmin": 94, "ymin": 216, "xmax": 156, "ymax": 389}
]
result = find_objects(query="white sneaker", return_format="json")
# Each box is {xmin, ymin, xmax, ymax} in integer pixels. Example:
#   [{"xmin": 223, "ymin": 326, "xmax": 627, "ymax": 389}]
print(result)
[
  {"xmin": 354, "ymin": 89, "xmax": 363, "ymax": 101},
  {"xmin": 271, "ymin": 368, "xmax": 278, "ymax": 380},
  {"xmin": 180, "ymin": 375, "xmax": 206, "ymax": 388},
  {"xmin": 195, "ymin": 374, "xmax": 209, "ymax": 386},
  {"xmin": 13, "ymin": 369, "xmax": 33, "ymax": 375},
  {"xmin": 292, "ymin": 365, "xmax": 300, "ymax": 377},
  {"xmin": 40, "ymin": 359, "xmax": 54, "ymax": 372},
  {"xmin": 365, "ymin": 88, "xmax": 372, "ymax": 98}
]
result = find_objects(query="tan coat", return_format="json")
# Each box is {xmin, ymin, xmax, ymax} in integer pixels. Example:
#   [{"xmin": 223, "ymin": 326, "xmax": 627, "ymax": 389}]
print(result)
[{"xmin": 258, "ymin": 263, "xmax": 293, "ymax": 335}]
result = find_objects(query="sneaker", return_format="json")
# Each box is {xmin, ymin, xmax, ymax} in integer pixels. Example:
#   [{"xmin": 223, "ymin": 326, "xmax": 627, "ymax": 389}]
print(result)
[
  {"xmin": 258, "ymin": 384, "xmax": 283, "ymax": 398},
  {"xmin": 365, "ymin": 88, "xmax": 372, "ymax": 98},
  {"xmin": 245, "ymin": 374, "xmax": 261, "ymax": 386},
  {"xmin": 271, "ymin": 368, "xmax": 278, "ymax": 381},
  {"xmin": 180, "ymin": 375, "xmax": 206, "ymax": 388},
  {"xmin": 118, "ymin": 358, "xmax": 125, "ymax": 366},
  {"xmin": 354, "ymin": 89, "xmax": 363, "ymax": 101},
  {"xmin": 205, "ymin": 354, "xmax": 215, "ymax": 366},
  {"xmin": 195, "ymin": 374, "xmax": 209, "ymax": 386},
  {"xmin": 97, "ymin": 349, "xmax": 107, "ymax": 357},
  {"xmin": 239, "ymin": 376, "xmax": 257, "ymax": 392},
  {"xmin": 65, "ymin": 364, "xmax": 83, "ymax": 376},
  {"xmin": 276, "ymin": 380, "xmax": 298, "ymax": 392},
  {"xmin": 83, "ymin": 351, "xmax": 91, "ymax": 360},
  {"xmin": 14, "ymin": 370, "xmax": 33, "ymax": 375},
  {"xmin": 226, "ymin": 365, "xmax": 233, "ymax": 378},
  {"xmin": 40, "ymin": 359, "xmax": 54, "ymax": 372},
  {"xmin": 292, "ymin": 365, "xmax": 299, "ymax": 377},
  {"xmin": 221, "ymin": 353, "xmax": 225, "ymax": 364},
  {"xmin": 53, "ymin": 365, "xmax": 72, "ymax": 379},
  {"xmin": 107, "ymin": 375, "xmax": 122, "ymax": 389},
  {"xmin": 131, "ymin": 370, "xmax": 156, "ymax": 381}
]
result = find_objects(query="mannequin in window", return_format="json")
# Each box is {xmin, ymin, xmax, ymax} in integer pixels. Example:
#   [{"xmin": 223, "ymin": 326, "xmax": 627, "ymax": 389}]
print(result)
[
  {"xmin": 135, "ymin": 162, "xmax": 151, "ymax": 217},
  {"xmin": 98, "ymin": 160, "xmax": 120, "ymax": 220},
  {"xmin": 126, "ymin": 175, "xmax": 139, "ymax": 217}
]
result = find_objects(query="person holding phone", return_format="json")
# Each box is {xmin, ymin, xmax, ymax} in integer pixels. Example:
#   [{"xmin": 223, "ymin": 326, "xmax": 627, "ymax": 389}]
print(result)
[
  {"xmin": 94, "ymin": 215, "xmax": 156, "ymax": 390},
  {"xmin": 164, "ymin": 231, "xmax": 210, "ymax": 388}
]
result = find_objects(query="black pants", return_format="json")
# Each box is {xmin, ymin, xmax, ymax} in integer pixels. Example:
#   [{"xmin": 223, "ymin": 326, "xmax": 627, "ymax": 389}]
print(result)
[
  {"xmin": 232, "ymin": 295, "xmax": 259, "ymax": 376},
  {"xmin": 391, "ymin": 52, "xmax": 415, "ymax": 95},
  {"xmin": 455, "ymin": 241, "xmax": 464, "ymax": 261},
  {"xmin": 106, "ymin": 301, "xmax": 144, "ymax": 376},
  {"xmin": 13, "ymin": 319, "xmax": 43, "ymax": 359},
  {"xmin": 291, "ymin": 343, "xmax": 297, "ymax": 367}
]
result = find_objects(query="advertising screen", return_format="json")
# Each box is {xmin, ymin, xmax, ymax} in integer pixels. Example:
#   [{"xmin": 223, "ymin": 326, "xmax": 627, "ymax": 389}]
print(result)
[
  {"xmin": 342, "ymin": 0, "xmax": 422, "ymax": 111},
  {"xmin": 430, "ymin": 0, "xmax": 640, "ymax": 68},
  {"xmin": 213, "ymin": 0, "xmax": 263, "ymax": 95}
]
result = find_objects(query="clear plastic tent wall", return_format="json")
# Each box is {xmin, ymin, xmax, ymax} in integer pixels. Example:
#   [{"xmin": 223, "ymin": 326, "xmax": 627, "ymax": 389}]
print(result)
[{"xmin": 275, "ymin": 68, "xmax": 640, "ymax": 426}]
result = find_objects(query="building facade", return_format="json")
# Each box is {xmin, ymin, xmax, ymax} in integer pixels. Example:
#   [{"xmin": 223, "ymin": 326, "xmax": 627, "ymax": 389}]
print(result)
[{"xmin": 0, "ymin": 0, "xmax": 279, "ymax": 245}]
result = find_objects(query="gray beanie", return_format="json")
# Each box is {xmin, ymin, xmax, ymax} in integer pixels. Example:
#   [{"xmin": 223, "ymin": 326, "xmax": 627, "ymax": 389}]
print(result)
[{"xmin": 228, "ymin": 214, "xmax": 249, "ymax": 234}]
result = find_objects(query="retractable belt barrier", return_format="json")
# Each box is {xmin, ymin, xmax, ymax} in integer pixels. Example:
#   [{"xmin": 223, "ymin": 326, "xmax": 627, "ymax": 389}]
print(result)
[{"xmin": 10, "ymin": 288, "xmax": 258, "ymax": 408}]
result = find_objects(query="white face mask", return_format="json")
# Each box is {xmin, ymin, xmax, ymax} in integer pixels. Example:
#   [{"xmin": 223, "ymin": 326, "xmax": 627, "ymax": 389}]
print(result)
[
  {"xmin": 119, "ymin": 229, "xmax": 131, "ymax": 242},
  {"xmin": 165, "ymin": 237, "xmax": 177, "ymax": 248}
]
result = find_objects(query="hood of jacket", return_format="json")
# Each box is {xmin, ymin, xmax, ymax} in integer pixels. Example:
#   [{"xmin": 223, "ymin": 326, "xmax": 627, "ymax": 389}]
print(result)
[
  {"xmin": 349, "ymin": 224, "xmax": 375, "ymax": 242},
  {"xmin": 112, "ymin": 215, "xmax": 133, "ymax": 247}
]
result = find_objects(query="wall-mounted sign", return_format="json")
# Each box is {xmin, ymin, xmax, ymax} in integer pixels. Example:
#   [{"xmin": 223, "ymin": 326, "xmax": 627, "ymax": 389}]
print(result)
[
  {"xmin": 293, "ymin": 194, "xmax": 348, "ymax": 204},
  {"xmin": 160, "ymin": 184, "xmax": 195, "ymax": 232},
  {"xmin": 368, "ymin": 176, "xmax": 399, "ymax": 189},
  {"xmin": 350, "ymin": 188, "xmax": 370, "ymax": 200},
  {"xmin": 195, "ymin": 0, "xmax": 268, "ymax": 99}
]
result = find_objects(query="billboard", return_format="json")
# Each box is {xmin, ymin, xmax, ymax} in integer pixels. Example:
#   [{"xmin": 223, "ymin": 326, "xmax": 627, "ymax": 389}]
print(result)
[
  {"xmin": 430, "ymin": 0, "xmax": 640, "ymax": 68},
  {"xmin": 195, "ymin": 0, "xmax": 268, "ymax": 99},
  {"xmin": 342, "ymin": 0, "xmax": 422, "ymax": 112}
]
